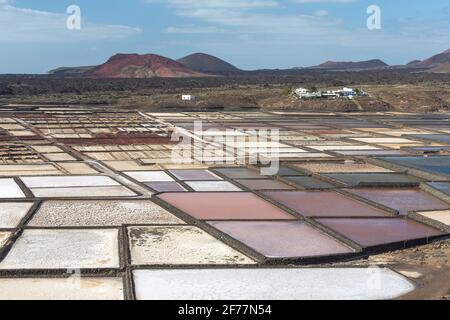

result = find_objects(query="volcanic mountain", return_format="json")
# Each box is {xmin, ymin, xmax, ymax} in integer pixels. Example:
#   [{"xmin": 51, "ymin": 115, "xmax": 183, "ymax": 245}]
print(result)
[
  {"xmin": 312, "ymin": 59, "xmax": 388, "ymax": 70},
  {"xmin": 177, "ymin": 53, "xmax": 241, "ymax": 74},
  {"xmin": 410, "ymin": 49, "xmax": 450, "ymax": 68},
  {"xmin": 87, "ymin": 53, "xmax": 207, "ymax": 78},
  {"xmin": 48, "ymin": 66, "xmax": 96, "ymax": 76}
]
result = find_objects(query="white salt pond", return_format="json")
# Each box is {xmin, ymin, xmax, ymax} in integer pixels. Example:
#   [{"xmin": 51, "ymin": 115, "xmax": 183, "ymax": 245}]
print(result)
[
  {"xmin": 30, "ymin": 186, "xmax": 136, "ymax": 198},
  {"xmin": 0, "ymin": 179, "xmax": 26, "ymax": 198},
  {"xmin": 133, "ymin": 268, "xmax": 415, "ymax": 300},
  {"xmin": 0, "ymin": 202, "xmax": 33, "ymax": 228},
  {"xmin": 0, "ymin": 229, "xmax": 120, "ymax": 269},
  {"xmin": 124, "ymin": 171, "xmax": 174, "ymax": 182},
  {"xmin": 0, "ymin": 278, "xmax": 124, "ymax": 300},
  {"xmin": 128, "ymin": 226, "xmax": 255, "ymax": 266},
  {"xmin": 21, "ymin": 175, "xmax": 119, "ymax": 188},
  {"xmin": 185, "ymin": 181, "xmax": 242, "ymax": 192}
]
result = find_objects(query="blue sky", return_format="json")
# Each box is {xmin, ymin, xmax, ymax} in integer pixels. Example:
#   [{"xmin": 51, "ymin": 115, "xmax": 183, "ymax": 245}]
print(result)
[{"xmin": 1, "ymin": 0, "xmax": 449, "ymax": 73}]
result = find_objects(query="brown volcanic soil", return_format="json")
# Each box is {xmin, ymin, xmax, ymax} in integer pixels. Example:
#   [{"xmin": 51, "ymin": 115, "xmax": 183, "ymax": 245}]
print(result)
[
  {"xmin": 88, "ymin": 53, "xmax": 207, "ymax": 78},
  {"xmin": 313, "ymin": 59, "xmax": 388, "ymax": 70},
  {"xmin": 1, "ymin": 71, "xmax": 450, "ymax": 112},
  {"xmin": 365, "ymin": 83, "xmax": 450, "ymax": 112},
  {"xmin": 430, "ymin": 62, "xmax": 450, "ymax": 74}
]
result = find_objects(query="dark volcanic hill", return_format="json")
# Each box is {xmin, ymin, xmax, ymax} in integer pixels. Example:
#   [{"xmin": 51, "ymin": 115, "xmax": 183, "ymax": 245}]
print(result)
[
  {"xmin": 87, "ymin": 53, "xmax": 207, "ymax": 78},
  {"xmin": 429, "ymin": 61, "xmax": 450, "ymax": 73},
  {"xmin": 405, "ymin": 48, "xmax": 450, "ymax": 73},
  {"xmin": 48, "ymin": 66, "xmax": 97, "ymax": 77},
  {"xmin": 312, "ymin": 59, "xmax": 388, "ymax": 70},
  {"xmin": 177, "ymin": 53, "xmax": 241, "ymax": 74},
  {"xmin": 412, "ymin": 49, "xmax": 450, "ymax": 68}
]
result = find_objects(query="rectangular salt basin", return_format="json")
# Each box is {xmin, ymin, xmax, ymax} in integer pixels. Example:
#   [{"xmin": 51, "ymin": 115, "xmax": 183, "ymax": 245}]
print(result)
[
  {"xmin": 44, "ymin": 153, "xmax": 77, "ymax": 161},
  {"xmin": 427, "ymin": 182, "xmax": 450, "ymax": 196},
  {"xmin": 208, "ymin": 221, "xmax": 354, "ymax": 258},
  {"xmin": 378, "ymin": 156, "xmax": 450, "ymax": 178},
  {"xmin": 29, "ymin": 200, "xmax": 183, "ymax": 227},
  {"xmin": 346, "ymin": 188, "xmax": 450, "ymax": 215},
  {"xmin": 0, "ymin": 202, "xmax": 34, "ymax": 228},
  {"xmin": 169, "ymin": 170, "xmax": 222, "ymax": 181},
  {"xmin": 215, "ymin": 168, "xmax": 266, "ymax": 179},
  {"xmin": 276, "ymin": 167, "xmax": 305, "ymax": 176},
  {"xmin": 351, "ymin": 138, "xmax": 416, "ymax": 144},
  {"xmin": 316, "ymin": 218, "xmax": 445, "ymax": 248},
  {"xmin": 323, "ymin": 173, "xmax": 422, "ymax": 187},
  {"xmin": 417, "ymin": 210, "xmax": 450, "ymax": 226},
  {"xmin": 21, "ymin": 176, "xmax": 119, "ymax": 188},
  {"xmin": 185, "ymin": 181, "xmax": 242, "ymax": 192},
  {"xmin": 0, "ymin": 229, "xmax": 120, "ymax": 270},
  {"xmin": 145, "ymin": 182, "xmax": 187, "ymax": 192},
  {"xmin": 263, "ymin": 191, "xmax": 388, "ymax": 218},
  {"xmin": 124, "ymin": 171, "xmax": 174, "ymax": 182},
  {"xmin": 309, "ymin": 145, "xmax": 380, "ymax": 151},
  {"xmin": 0, "ymin": 278, "xmax": 124, "ymax": 300},
  {"xmin": 0, "ymin": 179, "xmax": 26, "ymax": 198},
  {"xmin": 58, "ymin": 163, "xmax": 98, "ymax": 175},
  {"xmin": 133, "ymin": 268, "xmax": 414, "ymax": 300},
  {"xmin": 157, "ymin": 193, "xmax": 295, "ymax": 220},
  {"xmin": 283, "ymin": 176, "xmax": 335, "ymax": 189},
  {"xmin": 409, "ymin": 134, "xmax": 450, "ymax": 144},
  {"xmin": 30, "ymin": 186, "xmax": 137, "ymax": 198},
  {"xmin": 335, "ymin": 150, "xmax": 410, "ymax": 156},
  {"xmin": 293, "ymin": 162, "xmax": 393, "ymax": 173},
  {"xmin": 31, "ymin": 145, "xmax": 64, "ymax": 153},
  {"xmin": 128, "ymin": 226, "xmax": 254, "ymax": 265},
  {"xmin": 235, "ymin": 179, "xmax": 295, "ymax": 191}
]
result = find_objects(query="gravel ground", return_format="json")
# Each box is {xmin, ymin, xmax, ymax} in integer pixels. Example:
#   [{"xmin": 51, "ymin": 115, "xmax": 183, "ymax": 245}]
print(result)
[{"xmin": 29, "ymin": 200, "xmax": 183, "ymax": 227}]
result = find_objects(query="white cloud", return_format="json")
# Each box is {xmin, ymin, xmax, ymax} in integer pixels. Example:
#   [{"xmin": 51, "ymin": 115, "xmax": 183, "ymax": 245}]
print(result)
[
  {"xmin": 150, "ymin": 0, "xmax": 450, "ymax": 68},
  {"xmin": 146, "ymin": 0, "xmax": 279, "ymax": 9},
  {"xmin": 314, "ymin": 9, "xmax": 328, "ymax": 16},
  {"xmin": 148, "ymin": 0, "xmax": 343, "ymax": 37},
  {"xmin": 165, "ymin": 26, "xmax": 227, "ymax": 33},
  {"xmin": 0, "ymin": 2, "xmax": 141, "ymax": 42}
]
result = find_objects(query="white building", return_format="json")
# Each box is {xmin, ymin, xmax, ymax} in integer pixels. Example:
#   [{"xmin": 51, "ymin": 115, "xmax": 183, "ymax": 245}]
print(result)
[
  {"xmin": 338, "ymin": 87, "xmax": 357, "ymax": 99},
  {"xmin": 182, "ymin": 95, "xmax": 196, "ymax": 101},
  {"xmin": 295, "ymin": 86, "xmax": 364, "ymax": 100},
  {"xmin": 322, "ymin": 91, "xmax": 339, "ymax": 98},
  {"xmin": 295, "ymin": 88, "xmax": 309, "ymax": 96},
  {"xmin": 295, "ymin": 88, "xmax": 321, "ymax": 99}
]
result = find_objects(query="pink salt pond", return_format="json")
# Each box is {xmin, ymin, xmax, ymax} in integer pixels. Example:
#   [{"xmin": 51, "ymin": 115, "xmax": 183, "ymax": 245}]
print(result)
[{"xmin": 157, "ymin": 192, "xmax": 296, "ymax": 220}]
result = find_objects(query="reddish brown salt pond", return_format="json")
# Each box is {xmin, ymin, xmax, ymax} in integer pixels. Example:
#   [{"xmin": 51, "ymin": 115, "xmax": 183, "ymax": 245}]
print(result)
[
  {"xmin": 157, "ymin": 192, "xmax": 296, "ymax": 220},
  {"xmin": 208, "ymin": 221, "xmax": 355, "ymax": 258}
]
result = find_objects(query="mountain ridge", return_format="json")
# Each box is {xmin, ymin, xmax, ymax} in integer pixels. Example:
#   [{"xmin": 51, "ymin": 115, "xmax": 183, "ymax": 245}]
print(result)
[
  {"xmin": 86, "ymin": 53, "xmax": 207, "ymax": 78},
  {"xmin": 177, "ymin": 53, "xmax": 241, "ymax": 74}
]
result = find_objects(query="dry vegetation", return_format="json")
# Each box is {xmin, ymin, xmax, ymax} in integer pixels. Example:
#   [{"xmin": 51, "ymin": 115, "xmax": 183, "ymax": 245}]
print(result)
[
  {"xmin": 1, "ymin": 72, "xmax": 450, "ymax": 113},
  {"xmin": 365, "ymin": 83, "xmax": 450, "ymax": 112}
]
